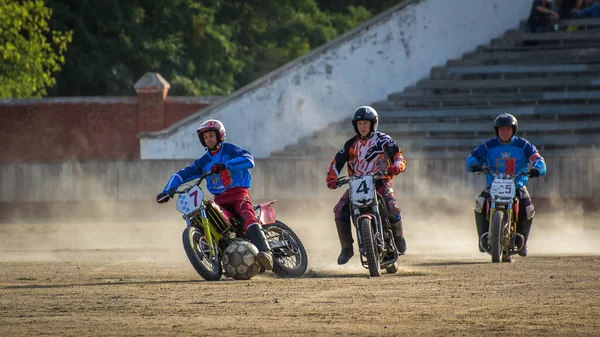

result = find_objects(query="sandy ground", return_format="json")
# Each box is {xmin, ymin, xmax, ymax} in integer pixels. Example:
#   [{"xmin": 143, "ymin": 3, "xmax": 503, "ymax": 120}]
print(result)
[{"xmin": 1, "ymin": 204, "xmax": 599, "ymax": 337}]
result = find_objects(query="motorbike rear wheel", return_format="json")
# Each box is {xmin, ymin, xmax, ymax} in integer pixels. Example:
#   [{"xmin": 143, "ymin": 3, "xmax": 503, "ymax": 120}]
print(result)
[
  {"xmin": 182, "ymin": 225, "xmax": 222, "ymax": 281},
  {"xmin": 264, "ymin": 221, "xmax": 308, "ymax": 278},
  {"xmin": 490, "ymin": 211, "xmax": 504, "ymax": 263},
  {"xmin": 360, "ymin": 217, "xmax": 381, "ymax": 277}
]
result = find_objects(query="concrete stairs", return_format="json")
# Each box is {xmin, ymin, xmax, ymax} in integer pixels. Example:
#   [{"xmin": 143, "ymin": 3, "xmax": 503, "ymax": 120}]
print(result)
[{"xmin": 270, "ymin": 18, "xmax": 600, "ymax": 159}]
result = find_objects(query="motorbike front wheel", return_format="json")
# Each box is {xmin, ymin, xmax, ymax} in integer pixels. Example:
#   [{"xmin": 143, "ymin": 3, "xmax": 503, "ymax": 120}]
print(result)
[
  {"xmin": 490, "ymin": 211, "xmax": 504, "ymax": 263},
  {"xmin": 264, "ymin": 221, "xmax": 308, "ymax": 278},
  {"xmin": 360, "ymin": 217, "xmax": 381, "ymax": 277},
  {"xmin": 182, "ymin": 226, "xmax": 222, "ymax": 281}
]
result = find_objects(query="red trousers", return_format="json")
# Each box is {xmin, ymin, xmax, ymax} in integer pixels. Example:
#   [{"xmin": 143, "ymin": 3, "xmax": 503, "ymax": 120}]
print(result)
[{"xmin": 213, "ymin": 187, "xmax": 258, "ymax": 231}]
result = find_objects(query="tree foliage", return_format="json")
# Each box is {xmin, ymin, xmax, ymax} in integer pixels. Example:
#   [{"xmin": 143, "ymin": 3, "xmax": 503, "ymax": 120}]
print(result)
[
  {"xmin": 0, "ymin": 0, "xmax": 72, "ymax": 98},
  {"xmin": 43, "ymin": 0, "xmax": 397, "ymax": 97}
]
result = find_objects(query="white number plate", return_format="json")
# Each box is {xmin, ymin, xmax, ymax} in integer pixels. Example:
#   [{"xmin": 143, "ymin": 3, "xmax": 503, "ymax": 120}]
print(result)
[
  {"xmin": 348, "ymin": 175, "xmax": 376, "ymax": 207},
  {"xmin": 176, "ymin": 186, "xmax": 204, "ymax": 215},
  {"xmin": 490, "ymin": 178, "xmax": 515, "ymax": 201}
]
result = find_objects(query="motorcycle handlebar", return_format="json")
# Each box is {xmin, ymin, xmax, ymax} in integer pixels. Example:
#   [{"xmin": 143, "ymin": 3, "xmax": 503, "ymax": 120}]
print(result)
[
  {"xmin": 475, "ymin": 167, "xmax": 530, "ymax": 178},
  {"xmin": 169, "ymin": 171, "xmax": 214, "ymax": 196},
  {"xmin": 336, "ymin": 172, "xmax": 388, "ymax": 187}
]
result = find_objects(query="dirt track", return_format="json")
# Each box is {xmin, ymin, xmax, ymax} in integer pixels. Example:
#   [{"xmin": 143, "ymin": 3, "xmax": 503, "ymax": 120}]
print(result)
[{"xmin": 1, "ymin": 212, "xmax": 599, "ymax": 336}]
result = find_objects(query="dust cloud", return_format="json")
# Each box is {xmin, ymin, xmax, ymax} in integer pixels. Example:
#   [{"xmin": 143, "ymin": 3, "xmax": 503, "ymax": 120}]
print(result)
[
  {"xmin": 1, "ymin": 177, "xmax": 599, "ymax": 271},
  {"xmin": 1, "ymin": 155, "xmax": 598, "ymax": 272}
]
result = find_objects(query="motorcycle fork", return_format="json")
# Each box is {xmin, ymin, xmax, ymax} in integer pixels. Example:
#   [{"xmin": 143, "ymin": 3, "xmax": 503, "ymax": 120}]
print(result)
[
  {"xmin": 508, "ymin": 201, "xmax": 522, "ymax": 253},
  {"xmin": 353, "ymin": 206, "xmax": 383, "ymax": 252},
  {"xmin": 201, "ymin": 220, "xmax": 216, "ymax": 258},
  {"xmin": 367, "ymin": 206, "xmax": 385, "ymax": 249},
  {"xmin": 487, "ymin": 206, "xmax": 496, "ymax": 234},
  {"xmin": 192, "ymin": 208, "xmax": 218, "ymax": 259},
  {"xmin": 488, "ymin": 200, "xmax": 517, "ymax": 256},
  {"xmin": 505, "ymin": 204, "xmax": 515, "ymax": 253},
  {"xmin": 487, "ymin": 205, "xmax": 507, "ymax": 248}
]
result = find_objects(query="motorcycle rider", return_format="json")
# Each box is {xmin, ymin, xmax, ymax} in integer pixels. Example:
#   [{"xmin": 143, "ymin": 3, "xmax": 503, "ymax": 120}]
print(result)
[
  {"xmin": 326, "ymin": 106, "xmax": 407, "ymax": 265},
  {"xmin": 466, "ymin": 113, "xmax": 546, "ymax": 257},
  {"xmin": 156, "ymin": 119, "xmax": 274, "ymax": 270}
]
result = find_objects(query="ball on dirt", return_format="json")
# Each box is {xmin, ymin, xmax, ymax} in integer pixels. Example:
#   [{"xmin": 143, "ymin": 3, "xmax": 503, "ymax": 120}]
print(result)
[{"xmin": 222, "ymin": 240, "xmax": 261, "ymax": 280}]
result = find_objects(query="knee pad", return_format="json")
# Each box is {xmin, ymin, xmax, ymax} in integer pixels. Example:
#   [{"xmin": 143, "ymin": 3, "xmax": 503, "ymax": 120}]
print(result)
[
  {"xmin": 386, "ymin": 200, "xmax": 401, "ymax": 220},
  {"xmin": 475, "ymin": 196, "xmax": 486, "ymax": 213}
]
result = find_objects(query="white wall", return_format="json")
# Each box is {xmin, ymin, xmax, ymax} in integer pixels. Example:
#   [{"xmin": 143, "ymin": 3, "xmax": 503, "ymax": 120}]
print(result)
[{"xmin": 139, "ymin": 0, "xmax": 531, "ymax": 159}]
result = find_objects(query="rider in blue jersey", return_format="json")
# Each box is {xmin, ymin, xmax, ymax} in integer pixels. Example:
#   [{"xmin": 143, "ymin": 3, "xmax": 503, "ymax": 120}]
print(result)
[
  {"xmin": 155, "ymin": 119, "xmax": 273, "ymax": 270},
  {"xmin": 466, "ymin": 114, "xmax": 547, "ymax": 256}
]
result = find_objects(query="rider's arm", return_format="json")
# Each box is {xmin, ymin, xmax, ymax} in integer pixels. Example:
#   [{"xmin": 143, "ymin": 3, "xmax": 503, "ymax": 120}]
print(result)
[
  {"xmin": 385, "ymin": 137, "xmax": 406, "ymax": 173},
  {"xmin": 223, "ymin": 144, "xmax": 255, "ymax": 171},
  {"xmin": 162, "ymin": 158, "xmax": 206, "ymax": 193},
  {"xmin": 466, "ymin": 141, "xmax": 490, "ymax": 171},
  {"xmin": 524, "ymin": 142, "xmax": 547, "ymax": 176},
  {"xmin": 326, "ymin": 137, "xmax": 354, "ymax": 181}
]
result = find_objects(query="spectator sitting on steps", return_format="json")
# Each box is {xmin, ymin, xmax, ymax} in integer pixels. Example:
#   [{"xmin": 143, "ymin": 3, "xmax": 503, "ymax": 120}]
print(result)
[
  {"xmin": 573, "ymin": 0, "xmax": 600, "ymax": 17},
  {"xmin": 526, "ymin": 0, "xmax": 560, "ymax": 33},
  {"xmin": 556, "ymin": 0, "xmax": 583, "ymax": 18}
]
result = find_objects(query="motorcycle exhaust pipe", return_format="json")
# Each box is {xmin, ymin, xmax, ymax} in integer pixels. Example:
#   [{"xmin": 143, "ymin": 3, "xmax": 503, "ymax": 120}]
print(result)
[
  {"xmin": 479, "ymin": 232, "xmax": 490, "ymax": 253},
  {"xmin": 514, "ymin": 233, "xmax": 525, "ymax": 253}
]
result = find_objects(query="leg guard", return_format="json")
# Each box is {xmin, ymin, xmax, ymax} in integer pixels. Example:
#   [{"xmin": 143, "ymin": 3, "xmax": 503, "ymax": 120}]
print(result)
[
  {"xmin": 390, "ymin": 220, "xmax": 406, "ymax": 254},
  {"xmin": 474, "ymin": 210, "xmax": 488, "ymax": 253},
  {"xmin": 335, "ymin": 219, "xmax": 354, "ymax": 265},
  {"xmin": 517, "ymin": 218, "xmax": 533, "ymax": 257},
  {"xmin": 517, "ymin": 191, "xmax": 534, "ymax": 257},
  {"xmin": 246, "ymin": 224, "xmax": 273, "ymax": 270},
  {"xmin": 474, "ymin": 191, "xmax": 490, "ymax": 253}
]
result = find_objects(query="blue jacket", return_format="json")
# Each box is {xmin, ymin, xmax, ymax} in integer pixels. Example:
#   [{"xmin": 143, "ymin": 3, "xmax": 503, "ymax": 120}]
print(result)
[
  {"xmin": 162, "ymin": 142, "xmax": 254, "ymax": 195},
  {"xmin": 466, "ymin": 136, "xmax": 546, "ymax": 189}
]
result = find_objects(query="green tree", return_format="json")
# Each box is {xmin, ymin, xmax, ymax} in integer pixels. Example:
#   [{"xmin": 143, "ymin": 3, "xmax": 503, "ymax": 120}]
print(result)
[
  {"xmin": 209, "ymin": 0, "xmax": 374, "ymax": 90},
  {"xmin": 45, "ymin": 0, "xmax": 389, "ymax": 97},
  {"xmin": 0, "ymin": 0, "xmax": 72, "ymax": 98},
  {"xmin": 47, "ymin": 0, "xmax": 241, "ymax": 96}
]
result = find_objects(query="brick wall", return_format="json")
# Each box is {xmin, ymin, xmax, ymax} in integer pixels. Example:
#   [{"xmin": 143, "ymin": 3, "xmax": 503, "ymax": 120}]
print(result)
[
  {"xmin": 0, "ymin": 73, "xmax": 218, "ymax": 162},
  {"xmin": 0, "ymin": 97, "xmax": 212, "ymax": 162}
]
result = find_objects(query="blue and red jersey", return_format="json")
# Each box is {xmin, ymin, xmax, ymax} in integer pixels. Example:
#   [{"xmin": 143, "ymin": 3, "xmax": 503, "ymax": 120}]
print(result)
[
  {"xmin": 466, "ymin": 136, "xmax": 547, "ymax": 189},
  {"xmin": 162, "ymin": 142, "xmax": 254, "ymax": 195}
]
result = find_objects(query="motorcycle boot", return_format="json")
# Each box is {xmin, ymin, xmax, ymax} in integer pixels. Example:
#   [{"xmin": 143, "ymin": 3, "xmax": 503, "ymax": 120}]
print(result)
[
  {"xmin": 475, "ymin": 210, "xmax": 488, "ymax": 253},
  {"xmin": 335, "ymin": 219, "xmax": 354, "ymax": 265},
  {"xmin": 516, "ymin": 218, "xmax": 532, "ymax": 257},
  {"xmin": 390, "ymin": 220, "xmax": 407, "ymax": 254},
  {"xmin": 246, "ymin": 224, "xmax": 274, "ymax": 270}
]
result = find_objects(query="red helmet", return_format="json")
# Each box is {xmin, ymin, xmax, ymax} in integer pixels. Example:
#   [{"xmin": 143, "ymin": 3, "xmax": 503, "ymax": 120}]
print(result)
[{"xmin": 197, "ymin": 119, "xmax": 226, "ymax": 147}]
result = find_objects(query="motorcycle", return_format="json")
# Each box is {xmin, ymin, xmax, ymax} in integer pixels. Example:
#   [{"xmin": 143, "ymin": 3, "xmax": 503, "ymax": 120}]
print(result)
[
  {"xmin": 336, "ymin": 172, "xmax": 400, "ymax": 277},
  {"xmin": 477, "ymin": 168, "xmax": 530, "ymax": 263},
  {"xmin": 169, "ymin": 172, "xmax": 308, "ymax": 281}
]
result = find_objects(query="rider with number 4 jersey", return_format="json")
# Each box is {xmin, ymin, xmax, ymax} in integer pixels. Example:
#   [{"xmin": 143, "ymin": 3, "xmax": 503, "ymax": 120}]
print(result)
[{"xmin": 326, "ymin": 106, "xmax": 407, "ymax": 265}]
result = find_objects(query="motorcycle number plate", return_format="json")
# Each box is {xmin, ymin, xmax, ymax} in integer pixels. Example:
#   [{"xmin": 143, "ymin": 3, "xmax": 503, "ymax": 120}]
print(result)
[
  {"xmin": 349, "ymin": 175, "xmax": 376, "ymax": 207},
  {"xmin": 176, "ymin": 185, "xmax": 204, "ymax": 215},
  {"xmin": 490, "ymin": 178, "xmax": 515, "ymax": 201}
]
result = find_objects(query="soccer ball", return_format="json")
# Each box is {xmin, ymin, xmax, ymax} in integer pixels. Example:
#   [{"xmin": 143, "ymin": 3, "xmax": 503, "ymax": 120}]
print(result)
[{"xmin": 222, "ymin": 241, "xmax": 261, "ymax": 280}]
